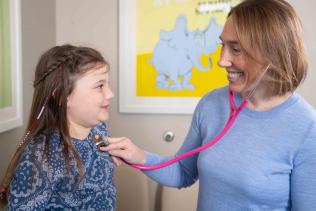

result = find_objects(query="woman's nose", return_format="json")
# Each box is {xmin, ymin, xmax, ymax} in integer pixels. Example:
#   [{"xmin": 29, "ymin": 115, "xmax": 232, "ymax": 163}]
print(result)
[{"xmin": 218, "ymin": 48, "xmax": 232, "ymax": 68}]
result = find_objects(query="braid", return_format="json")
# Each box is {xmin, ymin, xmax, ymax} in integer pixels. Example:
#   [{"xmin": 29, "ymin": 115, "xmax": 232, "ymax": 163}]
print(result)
[{"xmin": 33, "ymin": 53, "xmax": 75, "ymax": 86}]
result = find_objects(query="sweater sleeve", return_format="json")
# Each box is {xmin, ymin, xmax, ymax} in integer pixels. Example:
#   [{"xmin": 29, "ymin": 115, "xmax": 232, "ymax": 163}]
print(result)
[
  {"xmin": 290, "ymin": 123, "xmax": 316, "ymax": 210},
  {"xmin": 8, "ymin": 140, "xmax": 53, "ymax": 210},
  {"xmin": 142, "ymin": 99, "xmax": 204, "ymax": 188}
]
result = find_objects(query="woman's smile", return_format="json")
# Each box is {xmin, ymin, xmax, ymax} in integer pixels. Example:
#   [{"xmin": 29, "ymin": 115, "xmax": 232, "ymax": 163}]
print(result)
[{"xmin": 227, "ymin": 70, "xmax": 245, "ymax": 82}]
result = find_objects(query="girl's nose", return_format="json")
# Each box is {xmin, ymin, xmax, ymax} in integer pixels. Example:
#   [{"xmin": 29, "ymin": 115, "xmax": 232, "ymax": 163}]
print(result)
[{"xmin": 106, "ymin": 87, "xmax": 114, "ymax": 100}]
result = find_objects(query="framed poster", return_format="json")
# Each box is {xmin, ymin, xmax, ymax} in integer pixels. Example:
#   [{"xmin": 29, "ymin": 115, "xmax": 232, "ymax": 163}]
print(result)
[
  {"xmin": 0, "ymin": 0, "xmax": 22, "ymax": 133},
  {"xmin": 119, "ymin": 0, "xmax": 239, "ymax": 114}
]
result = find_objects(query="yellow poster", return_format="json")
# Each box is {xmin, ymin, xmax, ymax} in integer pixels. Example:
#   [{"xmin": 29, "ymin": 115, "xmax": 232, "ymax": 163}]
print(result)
[{"xmin": 136, "ymin": 0, "xmax": 240, "ymax": 97}]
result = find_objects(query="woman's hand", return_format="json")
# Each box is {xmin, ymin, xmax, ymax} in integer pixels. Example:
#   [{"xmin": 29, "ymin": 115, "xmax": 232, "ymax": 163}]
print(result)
[{"xmin": 100, "ymin": 137, "xmax": 146, "ymax": 166}]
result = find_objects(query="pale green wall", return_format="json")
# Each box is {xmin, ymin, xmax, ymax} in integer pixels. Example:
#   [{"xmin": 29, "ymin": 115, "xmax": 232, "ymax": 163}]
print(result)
[
  {"xmin": 0, "ymin": 0, "xmax": 12, "ymax": 108},
  {"xmin": 0, "ymin": 2, "xmax": 55, "ymax": 210}
]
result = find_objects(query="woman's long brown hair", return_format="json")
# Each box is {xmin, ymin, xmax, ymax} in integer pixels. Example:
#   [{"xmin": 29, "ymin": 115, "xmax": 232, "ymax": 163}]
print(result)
[
  {"xmin": 0, "ymin": 44, "xmax": 108, "ymax": 206},
  {"xmin": 228, "ymin": 0, "xmax": 308, "ymax": 97}
]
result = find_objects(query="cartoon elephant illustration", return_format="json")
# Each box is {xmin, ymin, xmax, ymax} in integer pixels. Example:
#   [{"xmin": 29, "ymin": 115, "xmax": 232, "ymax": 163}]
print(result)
[
  {"xmin": 154, "ymin": 0, "xmax": 184, "ymax": 6},
  {"xmin": 151, "ymin": 15, "xmax": 222, "ymax": 91}
]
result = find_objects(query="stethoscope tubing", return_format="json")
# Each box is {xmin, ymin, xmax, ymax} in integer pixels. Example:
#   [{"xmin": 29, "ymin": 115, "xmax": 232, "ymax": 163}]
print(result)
[
  {"xmin": 18, "ymin": 87, "xmax": 247, "ymax": 171},
  {"xmin": 126, "ymin": 90, "xmax": 248, "ymax": 170}
]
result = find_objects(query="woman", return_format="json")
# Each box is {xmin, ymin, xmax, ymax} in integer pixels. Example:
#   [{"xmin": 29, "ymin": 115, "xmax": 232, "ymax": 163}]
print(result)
[
  {"xmin": 0, "ymin": 45, "xmax": 116, "ymax": 210},
  {"xmin": 104, "ymin": 0, "xmax": 316, "ymax": 210}
]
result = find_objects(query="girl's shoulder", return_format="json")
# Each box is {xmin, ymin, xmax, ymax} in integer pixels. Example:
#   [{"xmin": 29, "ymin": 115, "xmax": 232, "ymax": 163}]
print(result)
[
  {"xmin": 20, "ymin": 131, "xmax": 65, "ymax": 170},
  {"xmin": 26, "ymin": 131, "xmax": 62, "ymax": 152}
]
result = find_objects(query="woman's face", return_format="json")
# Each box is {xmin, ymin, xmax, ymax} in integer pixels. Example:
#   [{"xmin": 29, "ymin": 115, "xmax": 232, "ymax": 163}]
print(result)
[
  {"xmin": 218, "ymin": 16, "xmax": 265, "ymax": 97},
  {"xmin": 67, "ymin": 65, "xmax": 114, "ymax": 131}
]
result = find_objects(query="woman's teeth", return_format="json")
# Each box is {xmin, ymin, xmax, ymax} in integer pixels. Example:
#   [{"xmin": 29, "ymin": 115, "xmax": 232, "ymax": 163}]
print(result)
[{"xmin": 228, "ymin": 72, "xmax": 243, "ymax": 79}]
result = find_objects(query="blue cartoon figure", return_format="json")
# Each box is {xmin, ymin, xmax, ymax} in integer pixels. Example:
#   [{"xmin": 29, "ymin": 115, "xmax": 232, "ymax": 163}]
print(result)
[{"xmin": 151, "ymin": 15, "xmax": 222, "ymax": 91}]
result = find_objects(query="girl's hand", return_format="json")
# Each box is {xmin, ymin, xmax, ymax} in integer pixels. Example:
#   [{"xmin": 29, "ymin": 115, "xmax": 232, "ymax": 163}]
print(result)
[{"xmin": 100, "ymin": 137, "xmax": 146, "ymax": 165}]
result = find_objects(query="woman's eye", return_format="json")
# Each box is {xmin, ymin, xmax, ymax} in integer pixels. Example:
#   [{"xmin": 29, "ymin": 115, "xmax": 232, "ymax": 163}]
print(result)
[{"xmin": 231, "ymin": 47, "xmax": 241, "ymax": 55}]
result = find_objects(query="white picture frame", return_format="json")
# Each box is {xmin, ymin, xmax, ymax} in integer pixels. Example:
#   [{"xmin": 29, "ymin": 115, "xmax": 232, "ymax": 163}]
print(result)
[
  {"xmin": 119, "ymin": 0, "xmax": 200, "ymax": 114},
  {"xmin": 0, "ymin": 0, "xmax": 22, "ymax": 133}
]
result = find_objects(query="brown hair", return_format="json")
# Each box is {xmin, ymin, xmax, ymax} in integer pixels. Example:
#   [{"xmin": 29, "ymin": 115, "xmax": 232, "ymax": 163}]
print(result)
[
  {"xmin": 228, "ymin": 0, "xmax": 308, "ymax": 96},
  {"xmin": 0, "ymin": 44, "xmax": 108, "ymax": 206}
]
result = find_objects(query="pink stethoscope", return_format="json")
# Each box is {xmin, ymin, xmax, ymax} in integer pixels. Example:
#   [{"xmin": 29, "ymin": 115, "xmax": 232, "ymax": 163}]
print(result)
[
  {"xmin": 125, "ymin": 89, "xmax": 248, "ymax": 170},
  {"xmin": 0, "ymin": 65, "xmax": 269, "ymax": 198},
  {"xmin": 18, "ymin": 65, "xmax": 270, "ymax": 171},
  {"xmin": 124, "ymin": 64, "xmax": 271, "ymax": 170}
]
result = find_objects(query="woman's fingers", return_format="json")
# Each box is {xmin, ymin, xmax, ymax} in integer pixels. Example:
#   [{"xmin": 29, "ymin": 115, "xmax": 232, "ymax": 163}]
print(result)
[
  {"xmin": 108, "ymin": 149, "xmax": 132, "ymax": 161},
  {"xmin": 103, "ymin": 141, "xmax": 126, "ymax": 151},
  {"xmin": 111, "ymin": 156, "xmax": 123, "ymax": 166},
  {"xmin": 99, "ymin": 137, "xmax": 146, "ymax": 164},
  {"xmin": 103, "ymin": 137, "xmax": 130, "ymax": 151},
  {"xmin": 107, "ymin": 137, "xmax": 128, "ymax": 144}
]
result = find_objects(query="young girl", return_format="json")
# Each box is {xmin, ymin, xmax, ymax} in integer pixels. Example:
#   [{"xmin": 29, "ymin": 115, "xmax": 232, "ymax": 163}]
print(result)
[{"xmin": 0, "ymin": 44, "xmax": 116, "ymax": 210}]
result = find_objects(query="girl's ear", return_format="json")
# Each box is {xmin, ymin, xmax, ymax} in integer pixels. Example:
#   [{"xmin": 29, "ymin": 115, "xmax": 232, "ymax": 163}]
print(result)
[{"xmin": 66, "ymin": 96, "xmax": 70, "ymax": 107}]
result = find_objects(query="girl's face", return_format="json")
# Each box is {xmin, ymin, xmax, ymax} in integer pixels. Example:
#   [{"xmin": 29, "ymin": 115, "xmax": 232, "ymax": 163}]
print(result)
[
  {"xmin": 67, "ymin": 65, "xmax": 113, "ymax": 132},
  {"xmin": 218, "ymin": 16, "xmax": 265, "ymax": 97}
]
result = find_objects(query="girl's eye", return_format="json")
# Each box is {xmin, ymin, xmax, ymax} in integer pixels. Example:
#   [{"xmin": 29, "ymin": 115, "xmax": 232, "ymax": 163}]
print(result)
[{"xmin": 97, "ymin": 84, "xmax": 104, "ymax": 89}]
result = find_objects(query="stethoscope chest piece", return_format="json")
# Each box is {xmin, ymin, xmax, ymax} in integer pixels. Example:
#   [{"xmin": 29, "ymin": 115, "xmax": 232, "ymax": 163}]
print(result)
[{"xmin": 93, "ymin": 134, "xmax": 109, "ymax": 150}]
